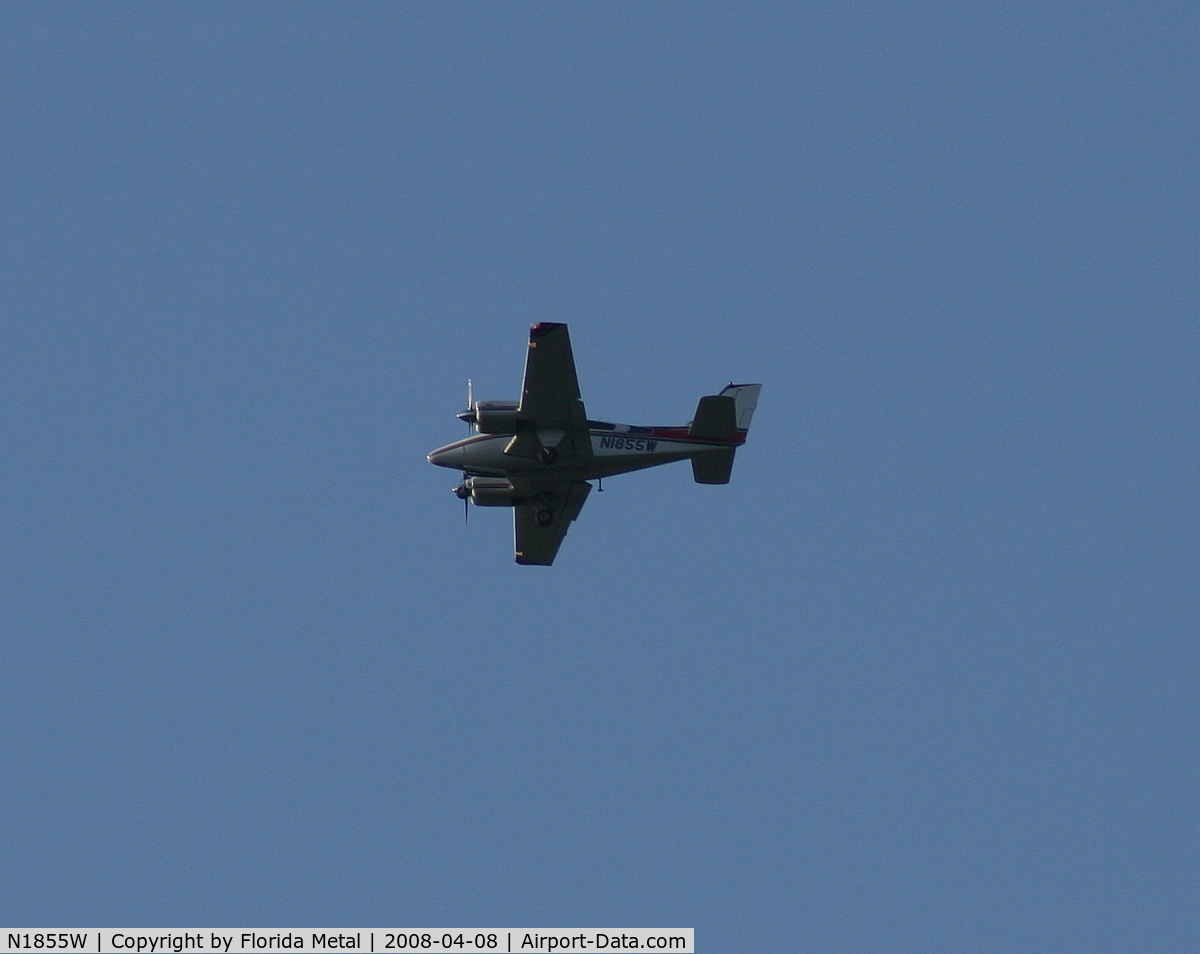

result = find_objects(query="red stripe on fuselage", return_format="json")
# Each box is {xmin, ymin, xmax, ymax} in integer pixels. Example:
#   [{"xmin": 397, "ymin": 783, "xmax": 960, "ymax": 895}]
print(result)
[{"xmin": 641, "ymin": 426, "xmax": 748, "ymax": 445}]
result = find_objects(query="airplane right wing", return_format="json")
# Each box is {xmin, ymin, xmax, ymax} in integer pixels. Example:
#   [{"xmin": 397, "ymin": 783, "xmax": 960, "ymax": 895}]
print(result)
[{"xmin": 513, "ymin": 479, "xmax": 592, "ymax": 565}]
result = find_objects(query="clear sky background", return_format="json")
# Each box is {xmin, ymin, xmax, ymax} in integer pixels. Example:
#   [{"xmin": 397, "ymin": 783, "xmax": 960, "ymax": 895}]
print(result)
[{"xmin": 1, "ymin": 3, "xmax": 1194, "ymax": 951}]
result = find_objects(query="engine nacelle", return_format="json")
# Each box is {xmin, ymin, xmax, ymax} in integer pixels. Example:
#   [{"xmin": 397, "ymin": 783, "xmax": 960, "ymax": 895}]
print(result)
[
  {"xmin": 455, "ymin": 476, "xmax": 523, "ymax": 507},
  {"xmin": 460, "ymin": 400, "xmax": 527, "ymax": 434}
]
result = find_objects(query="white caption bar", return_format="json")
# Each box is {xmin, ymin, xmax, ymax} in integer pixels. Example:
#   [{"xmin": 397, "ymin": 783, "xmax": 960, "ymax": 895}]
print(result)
[{"xmin": 0, "ymin": 931, "xmax": 693, "ymax": 954}]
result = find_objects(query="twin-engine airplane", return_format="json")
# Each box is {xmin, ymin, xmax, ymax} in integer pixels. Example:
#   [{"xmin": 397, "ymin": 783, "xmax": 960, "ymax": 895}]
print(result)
[{"xmin": 428, "ymin": 323, "xmax": 760, "ymax": 565}]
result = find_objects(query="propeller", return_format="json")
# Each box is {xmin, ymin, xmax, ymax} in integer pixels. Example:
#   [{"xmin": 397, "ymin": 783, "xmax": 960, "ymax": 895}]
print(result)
[
  {"xmin": 464, "ymin": 379, "xmax": 475, "ymax": 433},
  {"xmin": 454, "ymin": 382, "xmax": 478, "ymax": 524},
  {"xmin": 454, "ymin": 477, "xmax": 471, "ymax": 525}
]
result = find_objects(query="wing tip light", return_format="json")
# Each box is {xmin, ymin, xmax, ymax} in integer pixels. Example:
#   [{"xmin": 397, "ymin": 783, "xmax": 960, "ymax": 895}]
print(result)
[{"xmin": 530, "ymin": 322, "xmax": 567, "ymax": 338}]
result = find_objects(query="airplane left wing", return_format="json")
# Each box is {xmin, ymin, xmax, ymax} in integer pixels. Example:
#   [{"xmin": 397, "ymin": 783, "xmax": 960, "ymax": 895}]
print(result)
[
  {"xmin": 513, "ymin": 479, "xmax": 592, "ymax": 565},
  {"xmin": 509, "ymin": 323, "xmax": 592, "ymax": 461}
]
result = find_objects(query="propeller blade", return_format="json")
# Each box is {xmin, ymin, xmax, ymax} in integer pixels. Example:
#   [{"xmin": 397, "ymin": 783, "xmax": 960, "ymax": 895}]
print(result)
[{"xmin": 455, "ymin": 478, "xmax": 471, "ymax": 524}]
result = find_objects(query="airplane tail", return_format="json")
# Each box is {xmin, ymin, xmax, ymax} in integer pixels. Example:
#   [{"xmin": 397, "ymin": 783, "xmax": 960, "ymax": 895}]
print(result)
[
  {"xmin": 688, "ymin": 383, "xmax": 761, "ymax": 484},
  {"xmin": 721, "ymin": 383, "xmax": 761, "ymax": 431}
]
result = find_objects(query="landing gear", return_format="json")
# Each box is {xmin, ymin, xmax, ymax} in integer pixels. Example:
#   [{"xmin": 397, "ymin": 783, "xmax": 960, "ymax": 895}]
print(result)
[
  {"xmin": 536, "ymin": 508, "xmax": 555, "ymax": 527},
  {"xmin": 539, "ymin": 447, "xmax": 558, "ymax": 466}
]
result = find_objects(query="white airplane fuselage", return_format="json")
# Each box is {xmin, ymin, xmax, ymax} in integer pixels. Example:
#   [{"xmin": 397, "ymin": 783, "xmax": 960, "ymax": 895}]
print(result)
[{"xmin": 428, "ymin": 424, "xmax": 739, "ymax": 481}]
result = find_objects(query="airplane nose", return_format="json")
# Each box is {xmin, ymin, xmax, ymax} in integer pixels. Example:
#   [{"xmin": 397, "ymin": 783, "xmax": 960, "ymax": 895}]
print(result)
[{"xmin": 427, "ymin": 445, "xmax": 458, "ymax": 468}]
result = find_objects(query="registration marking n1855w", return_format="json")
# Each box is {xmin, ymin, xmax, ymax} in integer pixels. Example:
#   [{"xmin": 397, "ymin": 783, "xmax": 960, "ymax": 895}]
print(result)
[{"xmin": 598, "ymin": 436, "xmax": 658, "ymax": 452}]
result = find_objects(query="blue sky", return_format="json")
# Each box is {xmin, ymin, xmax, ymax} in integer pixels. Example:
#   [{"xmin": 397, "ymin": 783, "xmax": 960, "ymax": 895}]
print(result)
[{"xmin": 1, "ymin": 3, "xmax": 1195, "ymax": 951}]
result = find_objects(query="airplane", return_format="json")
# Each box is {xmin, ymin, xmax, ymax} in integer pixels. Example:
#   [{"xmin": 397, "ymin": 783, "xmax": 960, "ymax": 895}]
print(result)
[{"xmin": 427, "ymin": 323, "xmax": 760, "ymax": 565}]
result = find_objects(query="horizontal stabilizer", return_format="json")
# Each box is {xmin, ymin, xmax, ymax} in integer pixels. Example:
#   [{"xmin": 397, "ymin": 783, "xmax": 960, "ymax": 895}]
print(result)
[
  {"xmin": 692, "ymin": 448, "xmax": 736, "ymax": 484},
  {"xmin": 688, "ymin": 394, "xmax": 738, "ymax": 441}
]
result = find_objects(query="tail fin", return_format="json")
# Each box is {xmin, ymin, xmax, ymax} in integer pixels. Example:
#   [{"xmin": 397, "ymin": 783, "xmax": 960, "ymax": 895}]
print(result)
[
  {"xmin": 688, "ymin": 383, "xmax": 761, "ymax": 485},
  {"xmin": 720, "ymin": 383, "xmax": 761, "ymax": 431},
  {"xmin": 687, "ymin": 383, "xmax": 762, "ymax": 440}
]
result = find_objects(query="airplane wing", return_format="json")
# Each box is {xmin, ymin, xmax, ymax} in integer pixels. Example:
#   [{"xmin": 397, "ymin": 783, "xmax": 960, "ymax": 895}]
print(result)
[
  {"xmin": 509, "ymin": 323, "xmax": 592, "ymax": 461},
  {"xmin": 513, "ymin": 479, "xmax": 592, "ymax": 565}
]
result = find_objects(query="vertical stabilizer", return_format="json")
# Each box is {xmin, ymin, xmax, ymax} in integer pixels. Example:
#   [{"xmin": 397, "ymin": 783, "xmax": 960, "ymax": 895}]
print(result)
[{"xmin": 720, "ymin": 383, "xmax": 762, "ymax": 431}]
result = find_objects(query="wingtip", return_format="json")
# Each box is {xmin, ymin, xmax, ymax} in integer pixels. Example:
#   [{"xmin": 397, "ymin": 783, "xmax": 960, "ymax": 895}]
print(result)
[{"xmin": 529, "ymin": 322, "xmax": 567, "ymax": 338}]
